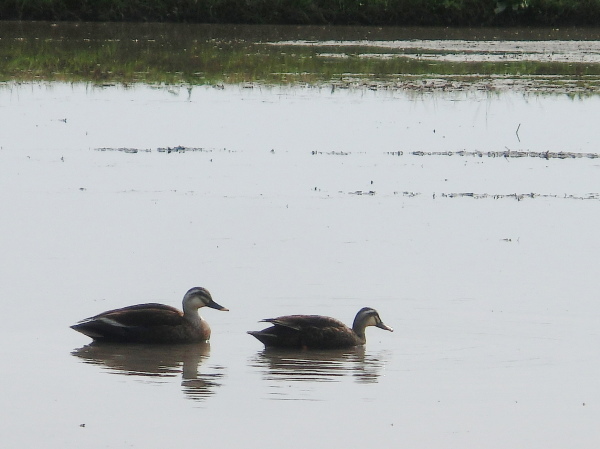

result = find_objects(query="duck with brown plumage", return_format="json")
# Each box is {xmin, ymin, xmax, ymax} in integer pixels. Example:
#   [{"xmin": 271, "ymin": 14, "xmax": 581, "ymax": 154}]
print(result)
[
  {"xmin": 71, "ymin": 287, "xmax": 228, "ymax": 344},
  {"xmin": 248, "ymin": 307, "xmax": 393, "ymax": 350}
]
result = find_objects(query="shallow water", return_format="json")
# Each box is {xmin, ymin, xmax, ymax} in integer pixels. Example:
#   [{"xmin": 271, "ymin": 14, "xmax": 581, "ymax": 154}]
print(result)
[{"xmin": 1, "ymin": 82, "xmax": 600, "ymax": 448}]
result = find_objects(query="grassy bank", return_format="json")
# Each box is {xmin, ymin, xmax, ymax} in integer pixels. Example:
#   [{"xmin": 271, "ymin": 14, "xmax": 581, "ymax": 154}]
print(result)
[{"xmin": 2, "ymin": 0, "xmax": 600, "ymax": 26}]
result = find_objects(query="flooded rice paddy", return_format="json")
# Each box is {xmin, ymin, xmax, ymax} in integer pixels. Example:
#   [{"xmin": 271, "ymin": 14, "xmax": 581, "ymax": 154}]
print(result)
[
  {"xmin": 1, "ymin": 23, "xmax": 600, "ymax": 449},
  {"xmin": 4, "ymin": 21, "xmax": 600, "ymax": 92}
]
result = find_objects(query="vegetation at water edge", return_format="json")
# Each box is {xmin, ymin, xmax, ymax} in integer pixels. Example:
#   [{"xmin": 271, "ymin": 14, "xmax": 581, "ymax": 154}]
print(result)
[{"xmin": 3, "ymin": 21, "xmax": 600, "ymax": 96}]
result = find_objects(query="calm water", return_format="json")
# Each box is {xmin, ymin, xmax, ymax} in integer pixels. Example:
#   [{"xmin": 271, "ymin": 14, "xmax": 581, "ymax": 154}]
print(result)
[{"xmin": 2, "ymin": 24, "xmax": 600, "ymax": 449}]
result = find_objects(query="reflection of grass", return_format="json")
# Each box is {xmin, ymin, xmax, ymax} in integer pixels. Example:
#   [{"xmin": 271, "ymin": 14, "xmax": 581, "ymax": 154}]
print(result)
[{"xmin": 2, "ymin": 22, "xmax": 600, "ymax": 93}]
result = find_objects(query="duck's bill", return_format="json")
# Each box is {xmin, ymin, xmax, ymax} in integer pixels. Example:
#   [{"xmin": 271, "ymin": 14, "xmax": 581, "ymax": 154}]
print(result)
[
  {"xmin": 207, "ymin": 300, "xmax": 229, "ymax": 311},
  {"xmin": 377, "ymin": 322, "xmax": 393, "ymax": 332}
]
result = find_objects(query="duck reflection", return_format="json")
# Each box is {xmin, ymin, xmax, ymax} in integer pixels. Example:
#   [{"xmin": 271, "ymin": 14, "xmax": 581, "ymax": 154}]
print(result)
[
  {"xmin": 250, "ymin": 346, "xmax": 388, "ymax": 384},
  {"xmin": 71, "ymin": 342, "xmax": 224, "ymax": 401}
]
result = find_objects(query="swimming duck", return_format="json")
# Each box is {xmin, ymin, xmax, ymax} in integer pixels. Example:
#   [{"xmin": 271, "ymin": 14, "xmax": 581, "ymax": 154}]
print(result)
[
  {"xmin": 248, "ymin": 307, "xmax": 392, "ymax": 349},
  {"xmin": 71, "ymin": 287, "xmax": 228, "ymax": 344}
]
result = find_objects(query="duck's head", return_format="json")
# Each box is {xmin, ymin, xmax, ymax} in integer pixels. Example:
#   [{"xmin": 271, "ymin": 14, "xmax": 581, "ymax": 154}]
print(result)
[
  {"xmin": 183, "ymin": 287, "xmax": 229, "ymax": 312},
  {"xmin": 353, "ymin": 307, "xmax": 393, "ymax": 332}
]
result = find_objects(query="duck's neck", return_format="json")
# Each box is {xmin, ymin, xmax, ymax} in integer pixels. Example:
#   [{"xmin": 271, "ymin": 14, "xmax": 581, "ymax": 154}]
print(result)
[
  {"xmin": 352, "ymin": 318, "xmax": 368, "ymax": 344},
  {"xmin": 183, "ymin": 306, "xmax": 203, "ymax": 325},
  {"xmin": 182, "ymin": 306, "xmax": 211, "ymax": 340}
]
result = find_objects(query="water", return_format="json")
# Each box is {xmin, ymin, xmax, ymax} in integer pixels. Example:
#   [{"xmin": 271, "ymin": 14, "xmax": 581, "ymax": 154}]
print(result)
[{"xmin": 2, "ymin": 26, "xmax": 600, "ymax": 448}]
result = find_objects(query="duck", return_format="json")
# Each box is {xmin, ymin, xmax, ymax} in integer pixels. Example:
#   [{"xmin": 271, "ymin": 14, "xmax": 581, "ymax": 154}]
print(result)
[
  {"xmin": 71, "ymin": 287, "xmax": 228, "ymax": 344},
  {"xmin": 247, "ymin": 307, "xmax": 392, "ymax": 349}
]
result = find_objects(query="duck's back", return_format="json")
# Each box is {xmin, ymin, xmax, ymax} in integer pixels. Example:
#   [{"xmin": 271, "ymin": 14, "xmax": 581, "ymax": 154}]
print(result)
[
  {"xmin": 249, "ymin": 315, "xmax": 360, "ymax": 349},
  {"xmin": 90, "ymin": 303, "xmax": 184, "ymax": 326},
  {"xmin": 70, "ymin": 303, "xmax": 207, "ymax": 343}
]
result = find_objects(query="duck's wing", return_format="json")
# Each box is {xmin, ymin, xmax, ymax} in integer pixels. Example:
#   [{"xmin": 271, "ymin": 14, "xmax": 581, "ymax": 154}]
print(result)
[
  {"xmin": 71, "ymin": 303, "xmax": 185, "ymax": 340},
  {"xmin": 262, "ymin": 315, "xmax": 346, "ymax": 331},
  {"xmin": 86, "ymin": 303, "xmax": 184, "ymax": 327},
  {"xmin": 250, "ymin": 315, "xmax": 355, "ymax": 349}
]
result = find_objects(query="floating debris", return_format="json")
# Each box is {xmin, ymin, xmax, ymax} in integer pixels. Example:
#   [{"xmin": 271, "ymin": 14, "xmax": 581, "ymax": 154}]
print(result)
[
  {"xmin": 311, "ymin": 150, "xmax": 351, "ymax": 156},
  {"xmin": 349, "ymin": 190, "xmax": 376, "ymax": 196},
  {"xmin": 94, "ymin": 146, "xmax": 216, "ymax": 153},
  {"xmin": 439, "ymin": 192, "xmax": 600, "ymax": 201},
  {"xmin": 411, "ymin": 150, "xmax": 456, "ymax": 157},
  {"xmin": 410, "ymin": 150, "xmax": 600, "ymax": 159},
  {"xmin": 157, "ymin": 146, "xmax": 212, "ymax": 153},
  {"xmin": 94, "ymin": 147, "xmax": 150, "ymax": 153}
]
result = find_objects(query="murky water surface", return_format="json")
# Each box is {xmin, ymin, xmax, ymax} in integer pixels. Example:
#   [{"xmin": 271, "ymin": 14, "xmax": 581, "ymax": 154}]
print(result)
[{"xmin": 1, "ymin": 23, "xmax": 600, "ymax": 449}]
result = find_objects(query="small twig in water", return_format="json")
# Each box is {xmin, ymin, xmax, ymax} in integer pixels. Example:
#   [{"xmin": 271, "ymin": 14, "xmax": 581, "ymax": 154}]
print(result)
[{"xmin": 515, "ymin": 123, "xmax": 521, "ymax": 142}]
